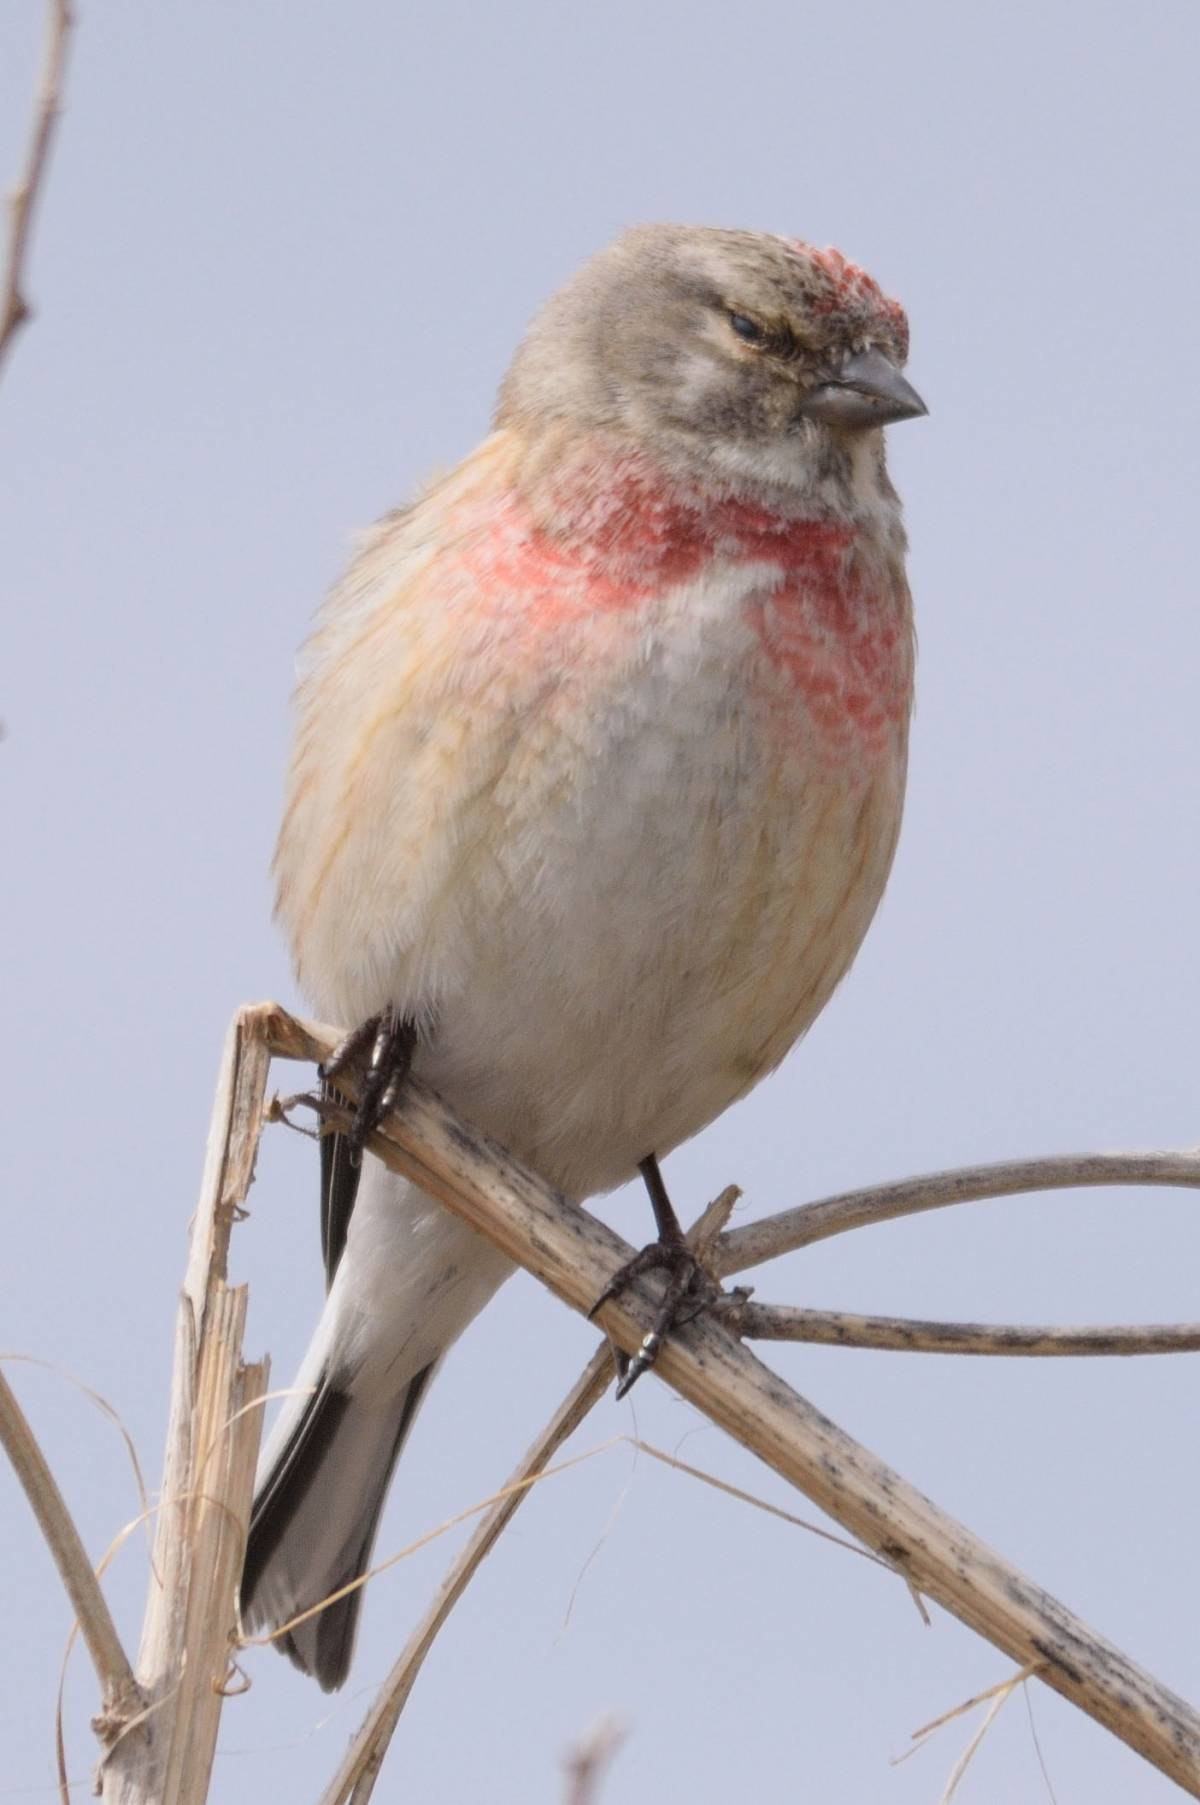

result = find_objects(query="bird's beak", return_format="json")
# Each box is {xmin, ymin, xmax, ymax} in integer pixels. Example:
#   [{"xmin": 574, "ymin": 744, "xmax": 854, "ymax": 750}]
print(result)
[{"xmin": 796, "ymin": 346, "xmax": 928, "ymax": 430}]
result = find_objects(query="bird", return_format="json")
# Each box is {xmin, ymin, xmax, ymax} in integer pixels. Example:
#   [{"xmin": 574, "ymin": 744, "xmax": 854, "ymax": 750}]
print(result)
[{"xmin": 241, "ymin": 223, "xmax": 926, "ymax": 1690}]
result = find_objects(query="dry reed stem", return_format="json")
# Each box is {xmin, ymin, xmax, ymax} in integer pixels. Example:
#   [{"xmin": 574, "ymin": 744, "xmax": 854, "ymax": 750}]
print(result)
[
  {"xmin": 0, "ymin": 0, "xmax": 73, "ymax": 378},
  {"xmin": 99, "ymin": 1014, "xmax": 272, "ymax": 1804},
  {"xmin": 159, "ymin": 1287, "xmax": 267, "ymax": 1804},
  {"xmin": 253, "ymin": 1003, "xmax": 1200, "ymax": 1797}
]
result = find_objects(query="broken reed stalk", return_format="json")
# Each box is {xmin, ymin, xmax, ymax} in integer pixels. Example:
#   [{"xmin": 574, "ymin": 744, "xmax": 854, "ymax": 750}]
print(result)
[{"xmin": 99, "ymin": 1015, "xmax": 271, "ymax": 1805}]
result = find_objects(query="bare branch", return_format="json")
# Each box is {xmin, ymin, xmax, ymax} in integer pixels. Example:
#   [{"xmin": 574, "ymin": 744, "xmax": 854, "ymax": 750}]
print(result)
[
  {"xmin": 737, "ymin": 1305, "xmax": 1200, "ymax": 1356},
  {"xmin": 257, "ymin": 1004, "xmax": 1200, "ymax": 1797},
  {"xmin": 0, "ymin": 0, "xmax": 73, "ymax": 379},
  {"xmin": 0, "ymin": 1368, "xmax": 142, "ymax": 1739},
  {"xmin": 715, "ymin": 1150, "xmax": 1200, "ymax": 1276}
]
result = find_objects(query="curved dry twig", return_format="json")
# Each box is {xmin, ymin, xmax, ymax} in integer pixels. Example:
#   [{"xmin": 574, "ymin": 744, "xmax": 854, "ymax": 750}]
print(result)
[
  {"xmin": 0, "ymin": 0, "xmax": 73, "ymax": 378},
  {"xmin": 716, "ymin": 1150, "xmax": 1200, "ymax": 1276}
]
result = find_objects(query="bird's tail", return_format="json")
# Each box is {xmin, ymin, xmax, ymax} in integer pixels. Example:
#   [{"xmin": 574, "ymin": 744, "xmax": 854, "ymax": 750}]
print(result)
[
  {"xmin": 240, "ymin": 1360, "xmax": 438, "ymax": 1692},
  {"xmin": 242, "ymin": 1158, "xmax": 514, "ymax": 1688}
]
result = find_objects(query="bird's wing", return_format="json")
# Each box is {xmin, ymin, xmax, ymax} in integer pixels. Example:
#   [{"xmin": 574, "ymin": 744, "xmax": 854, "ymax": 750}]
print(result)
[
  {"xmin": 274, "ymin": 430, "xmax": 567, "ymax": 1278},
  {"xmin": 274, "ymin": 429, "xmax": 582, "ymax": 1027}
]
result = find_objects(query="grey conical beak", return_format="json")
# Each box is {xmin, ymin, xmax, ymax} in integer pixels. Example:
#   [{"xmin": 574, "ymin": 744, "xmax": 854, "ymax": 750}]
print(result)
[{"xmin": 797, "ymin": 346, "xmax": 928, "ymax": 430}]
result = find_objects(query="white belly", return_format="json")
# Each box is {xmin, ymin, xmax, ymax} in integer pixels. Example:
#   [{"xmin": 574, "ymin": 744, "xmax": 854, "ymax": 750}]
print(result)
[
  {"xmin": 409, "ymin": 592, "xmax": 907, "ymax": 1197},
  {"xmin": 282, "ymin": 536, "xmax": 910, "ymax": 1202}
]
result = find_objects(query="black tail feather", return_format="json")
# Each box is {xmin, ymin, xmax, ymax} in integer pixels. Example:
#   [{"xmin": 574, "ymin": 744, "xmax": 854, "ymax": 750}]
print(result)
[
  {"xmin": 241, "ymin": 1361, "xmax": 439, "ymax": 1691},
  {"xmin": 242, "ymin": 1381, "xmax": 350, "ymax": 1618}
]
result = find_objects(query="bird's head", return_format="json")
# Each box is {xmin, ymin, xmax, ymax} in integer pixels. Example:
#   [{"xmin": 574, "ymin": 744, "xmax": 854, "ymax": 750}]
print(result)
[{"xmin": 497, "ymin": 224, "xmax": 926, "ymax": 495}]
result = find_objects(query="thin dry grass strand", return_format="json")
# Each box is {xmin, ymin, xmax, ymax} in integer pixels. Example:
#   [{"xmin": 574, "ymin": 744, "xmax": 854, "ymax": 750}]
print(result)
[
  {"xmin": 251, "ymin": 1430, "xmax": 627, "ymax": 1657},
  {"xmin": 254, "ymin": 1006, "xmax": 1200, "ymax": 1798},
  {"xmin": 938, "ymin": 1684, "xmax": 1023, "ymax": 1804},
  {"xmin": 316, "ymin": 1328, "xmax": 891, "ymax": 1793},
  {"xmin": 0, "ymin": 0, "xmax": 73, "ymax": 377},
  {"xmin": 898, "ymin": 1660, "xmax": 1039, "ymax": 1805},
  {"xmin": 628, "ymin": 1438, "xmax": 893, "ymax": 1574},
  {"xmin": 558, "ymin": 1430, "xmax": 639, "ymax": 1638},
  {"xmin": 1023, "ymin": 1681, "xmax": 1061, "ymax": 1804},
  {"xmin": 903, "ymin": 1663, "xmax": 1045, "ymax": 1754},
  {"xmin": 1, "ymin": 1353, "xmax": 156, "ymax": 1566},
  {"xmin": 322, "ymin": 1413, "xmax": 865, "ymax": 1802}
]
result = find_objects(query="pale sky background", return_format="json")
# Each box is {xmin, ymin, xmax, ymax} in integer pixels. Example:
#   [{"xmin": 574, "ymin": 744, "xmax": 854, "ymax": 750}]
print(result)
[{"xmin": 2, "ymin": 3, "xmax": 1198, "ymax": 1800}]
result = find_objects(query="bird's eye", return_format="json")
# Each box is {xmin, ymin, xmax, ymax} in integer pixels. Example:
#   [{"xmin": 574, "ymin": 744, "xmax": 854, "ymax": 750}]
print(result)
[{"xmin": 728, "ymin": 311, "xmax": 767, "ymax": 346}]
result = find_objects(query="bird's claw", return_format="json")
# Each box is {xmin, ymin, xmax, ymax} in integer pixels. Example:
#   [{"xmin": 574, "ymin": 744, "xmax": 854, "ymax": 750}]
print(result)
[
  {"xmin": 319, "ymin": 1009, "xmax": 417, "ymax": 1162},
  {"xmin": 589, "ymin": 1236, "xmax": 720, "ymax": 1398}
]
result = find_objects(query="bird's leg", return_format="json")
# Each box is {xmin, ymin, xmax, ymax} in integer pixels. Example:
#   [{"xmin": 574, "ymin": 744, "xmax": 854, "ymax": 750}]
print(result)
[
  {"xmin": 319, "ymin": 1008, "xmax": 418, "ymax": 1163},
  {"xmin": 588, "ymin": 1154, "xmax": 720, "ymax": 1398}
]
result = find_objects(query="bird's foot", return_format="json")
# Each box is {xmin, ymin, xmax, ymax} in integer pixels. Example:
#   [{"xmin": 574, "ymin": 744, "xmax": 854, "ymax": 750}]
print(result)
[
  {"xmin": 319, "ymin": 1009, "xmax": 417, "ymax": 1162},
  {"xmin": 589, "ymin": 1230, "xmax": 720, "ymax": 1400},
  {"xmin": 589, "ymin": 1156, "xmax": 744, "ymax": 1397}
]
